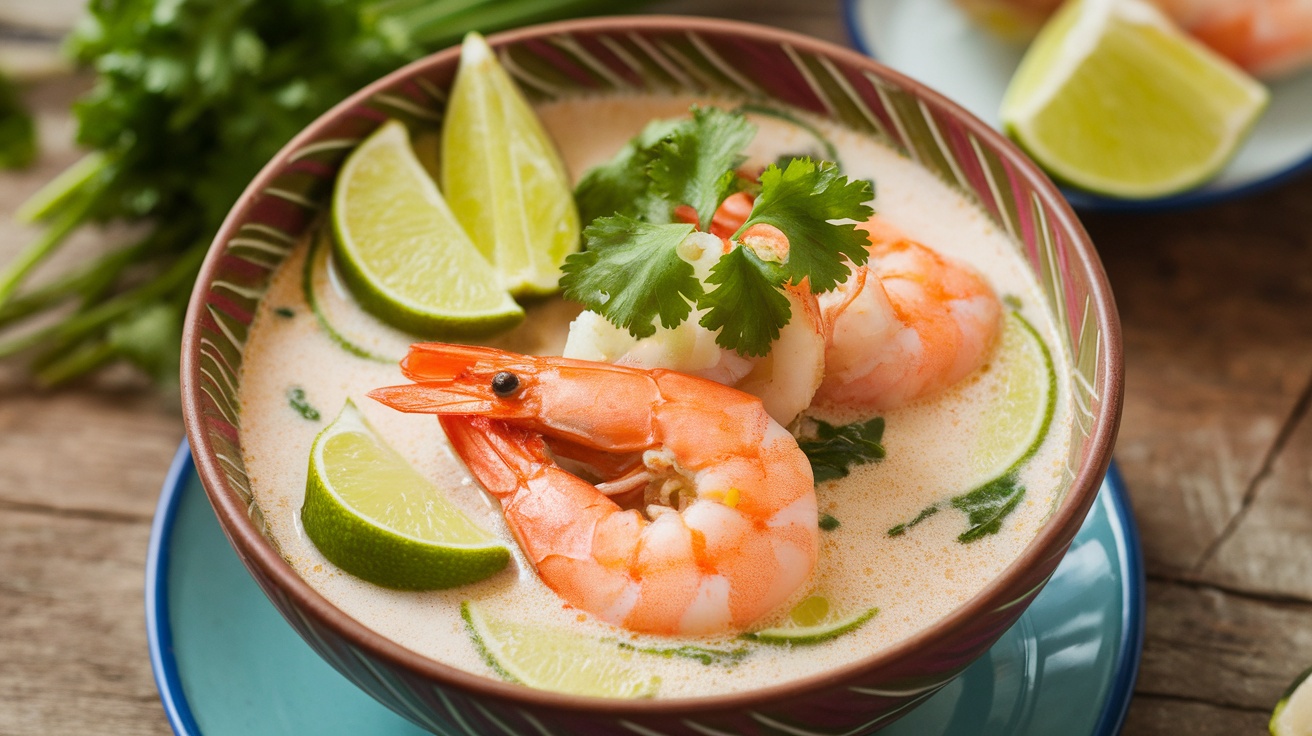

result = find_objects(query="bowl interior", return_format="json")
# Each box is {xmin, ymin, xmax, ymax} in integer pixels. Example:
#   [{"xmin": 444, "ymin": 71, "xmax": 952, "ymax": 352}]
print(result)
[{"xmin": 183, "ymin": 15, "xmax": 1120, "ymax": 713}]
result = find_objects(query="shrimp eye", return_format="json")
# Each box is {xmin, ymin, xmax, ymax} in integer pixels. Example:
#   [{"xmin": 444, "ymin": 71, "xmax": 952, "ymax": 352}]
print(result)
[{"xmin": 491, "ymin": 371, "xmax": 520, "ymax": 397}]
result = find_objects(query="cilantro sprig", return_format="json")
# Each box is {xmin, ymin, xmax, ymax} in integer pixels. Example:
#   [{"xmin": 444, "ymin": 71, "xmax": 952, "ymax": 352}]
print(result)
[
  {"xmin": 559, "ymin": 218, "xmax": 697, "ymax": 339},
  {"xmin": 0, "ymin": 0, "xmax": 648, "ymax": 387},
  {"xmin": 562, "ymin": 106, "xmax": 875, "ymax": 357}
]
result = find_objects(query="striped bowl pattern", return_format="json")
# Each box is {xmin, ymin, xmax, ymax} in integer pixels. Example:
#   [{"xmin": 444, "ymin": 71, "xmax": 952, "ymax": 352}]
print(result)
[{"xmin": 182, "ymin": 17, "xmax": 1122, "ymax": 736}]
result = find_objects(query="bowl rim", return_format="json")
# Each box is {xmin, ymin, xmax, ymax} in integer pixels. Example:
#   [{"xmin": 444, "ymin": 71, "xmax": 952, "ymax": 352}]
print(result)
[{"xmin": 182, "ymin": 13, "xmax": 1124, "ymax": 716}]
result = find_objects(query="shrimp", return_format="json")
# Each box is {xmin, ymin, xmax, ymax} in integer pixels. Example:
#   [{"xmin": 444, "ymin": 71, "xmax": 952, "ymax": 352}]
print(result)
[
  {"xmin": 564, "ymin": 196, "xmax": 826, "ymax": 427},
  {"xmin": 369, "ymin": 344, "xmax": 819, "ymax": 636},
  {"xmin": 1154, "ymin": 0, "xmax": 1312, "ymax": 79},
  {"xmin": 811, "ymin": 217, "xmax": 1002, "ymax": 414},
  {"xmin": 957, "ymin": 0, "xmax": 1312, "ymax": 78}
]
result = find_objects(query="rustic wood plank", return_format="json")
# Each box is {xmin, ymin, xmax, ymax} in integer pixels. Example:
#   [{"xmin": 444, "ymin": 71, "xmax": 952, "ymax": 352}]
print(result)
[
  {"xmin": 0, "ymin": 508, "xmax": 171, "ymax": 736},
  {"xmin": 1135, "ymin": 579, "xmax": 1312, "ymax": 713},
  {"xmin": 1083, "ymin": 174, "xmax": 1312, "ymax": 577},
  {"xmin": 1123, "ymin": 696, "xmax": 1270, "ymax": 736},
  {"xmin": 1198, "ymin": 386, "xmax": 1312, "ymax": 601},
  {"xmin": 0, "ymin": 388, "xmax": 182, "ymax": 515}
]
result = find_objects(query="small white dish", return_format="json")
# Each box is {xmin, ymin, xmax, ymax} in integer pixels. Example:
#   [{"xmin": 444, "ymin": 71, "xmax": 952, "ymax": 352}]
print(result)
[{"xmin": 844, "ymin": 0, "xmax": 1312, "ymax": 211}]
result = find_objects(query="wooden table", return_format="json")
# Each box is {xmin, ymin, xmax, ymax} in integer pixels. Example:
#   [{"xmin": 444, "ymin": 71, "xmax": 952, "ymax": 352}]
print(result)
[{"xmin": 1, "ymin": 2, "xmax": 1308, "ymax": 734}]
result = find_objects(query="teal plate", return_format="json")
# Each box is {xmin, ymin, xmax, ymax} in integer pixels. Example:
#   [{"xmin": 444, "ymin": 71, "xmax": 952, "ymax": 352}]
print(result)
[{"xmin": 147, "ymin": 441, "xmax": 1143, "ymax": 735}]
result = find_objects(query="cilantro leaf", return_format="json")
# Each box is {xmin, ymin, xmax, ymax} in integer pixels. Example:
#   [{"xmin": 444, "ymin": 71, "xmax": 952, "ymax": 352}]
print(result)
[
  {"xmin": 798, "ymin": 417, "xmax": 886, "ymax": 483},
  {"xmin": 736, "ymin": 159, "xmax": 874, "ymax": 293},
  {"xmin": 574, "ymin": 118, "xmax": 681, "ymax": 225},
  {"xmin": 559, "ymin": 216, "xmax": 698, "ymax": 339},
  {"xmin": 648, "ymin": 106, "xmax": 755, "ymax": 228},
  {"xmin": 697, "ymin": 246, "xmax": 790, "ymax": 357},
  {"xmin": 950, "ymin": 473, "xmax": 1026, "ymax": 543}
]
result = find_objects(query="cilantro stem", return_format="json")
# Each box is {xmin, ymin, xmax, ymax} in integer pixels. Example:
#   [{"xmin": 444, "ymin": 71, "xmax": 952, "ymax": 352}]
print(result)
[
  {"xmin": 16, "ymin": 152, "xmax": 111, "ymax": 225},
  {"xmin": 404, "ymin": 0, "xmax": 638, "ymax": 46},
  {"xmin": 0, "ymin": 192, "xmax": 98, "ymax": 307},
  {"xmin": 0, "ymin": 242, "xmax": 145, "ymax": 329},
  {"xmin": 0, "ymin": 246, "xmax": 203, "ymax": 360},
  {"xmin": 33, "ymin": 339, "xmax": 117, "ymax": 388}
]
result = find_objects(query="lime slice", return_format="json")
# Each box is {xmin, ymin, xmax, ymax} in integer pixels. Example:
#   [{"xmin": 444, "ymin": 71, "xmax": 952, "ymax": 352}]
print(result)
[
  {"xmin": 302, "ymin": 401, "xmax": 510, "ymax": 590},
  {"xmin": 301, "ymin": 225, "xmax": 404, "ymax": 364},
  {"xmin": 441, "ymin": 32, "xmax": 580, "ymax": 296},
  {"xmin": 1000, "ymin": 0, "xmax": 1268, "ymax": 198},
  {"xmin": 331, "ymin": 119, "xmax": 523, "ymax": 337},
  {"xmin": 461, "ymin": 601, "xmax": 660, "ymax": 698},
  {"xmin": 743, "ymin": 597, "xmax": 878, "ymax": 645},
  {"xmin": 970, "ymin": 310, "xmax": 1058, "ymax": 482},
  {"xmin": 1272, "ymin": 666, "xmax": 1312, "ymax": 736}
]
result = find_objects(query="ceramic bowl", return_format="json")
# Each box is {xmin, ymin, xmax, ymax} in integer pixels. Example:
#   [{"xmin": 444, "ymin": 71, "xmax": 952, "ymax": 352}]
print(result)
[{"xmin": 181, "ymin": 16, "xmax": 1123, "ymax": 735}]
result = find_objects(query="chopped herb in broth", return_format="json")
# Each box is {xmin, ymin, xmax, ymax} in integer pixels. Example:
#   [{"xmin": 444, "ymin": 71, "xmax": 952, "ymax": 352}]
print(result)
[
  {"xmin": 286, "ymin": 386, "xmax": 320, "ymax": 421},
  {"xmin": 799, "ymin": 417, "xmax": 886, "ymax": 483},
  {"xmin": 952, "ymin": 474, "xmax": 1027, "ymax": 543},
  {"xmin": 888, "ymin": 504, "xmax": 941, "ymax": 537},
  {"xmin": 616, "ymin": 642, "xmax": 751, "ymax": 666},
  {"xmin": 819, "ymin": 513, "xmax": 841, "ymax": 531}
]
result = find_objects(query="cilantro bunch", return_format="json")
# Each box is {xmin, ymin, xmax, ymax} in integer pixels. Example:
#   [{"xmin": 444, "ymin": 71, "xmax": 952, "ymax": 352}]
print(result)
[
  {"xmin": 560, "ymin": 107, "xmax": 874, "ymax": 358},
  {"xmin": 0, "ymin": 0, "xmax": 641, "ymax": 386}
]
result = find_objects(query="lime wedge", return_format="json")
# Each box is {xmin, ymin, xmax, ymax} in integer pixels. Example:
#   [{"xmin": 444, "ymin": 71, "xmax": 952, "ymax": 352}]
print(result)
[
  {"xmin": 302, "ymin": 401, "xmax": 510, "ymax": 590},
  {"xmin": 970, "ymin": 310, "xmax": 1058, "ymax": 482},
  {"xmin": 1272, "ymin": 666, "xmax": 1312, "ymax": 736},
  {"xmin": 441, "ymin": 32, "xmax": 580, "ymax": 296},
  {"xmin": 461, "ymin": 601, "xmax": 660, "ymax": 698},
  {"xmin": 331, "ymin": 119, "xmax": 523, "ymax": 337},
  {"xmin": 743, "ymin": 598, "xmax": 878, "ymax": 645},
  {"xmin": 1001, "ymin": 0, "xmax": 1268, "ymax": 198}
]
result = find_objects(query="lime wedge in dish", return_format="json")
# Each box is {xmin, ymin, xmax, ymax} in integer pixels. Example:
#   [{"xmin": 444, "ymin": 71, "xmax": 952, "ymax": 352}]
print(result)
[
  {"xmin": 331, "ymin": 118, "xmax": 523, "ymax": 337},
  {"xmin": 1272, "ymin": 666, "xmax": 1312, "ymax": 736},
  {"xmin": 1001, "ymin": 0, "xmax": 1268, "ymax": 198},
  {"xmin": 969, "ymin": 310, "xmax": 1058, "ymax": 483},
  {"xmin": 743, "ymin": 595, "xmax": 878, "ymax": 645},
  {"xmin": 441, "ymin": 32, "xmax": 580, "ymax": 297},
  {"xmin": 302, "ymin": 400, "xmax": 510, "ymax": 590},
  {"xmin": 461, "ymin": 601, "xmax": 660, "ymax": 698}
]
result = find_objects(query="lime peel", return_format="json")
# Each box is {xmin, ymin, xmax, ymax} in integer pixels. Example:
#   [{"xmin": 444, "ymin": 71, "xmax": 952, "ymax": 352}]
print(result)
[
  {"xmin": 1271, "ymin": 666, "xmax": 1312, "ymax": 736},
  {"xmin": 970, "ymin": 310, "xmax": 1058, "ymax": 484},
  {"xmin": 301, "ymin": 225, "xmax": 398, "ymax": 364},
  {"xmin": 302, "ymin": 400, "xmax": 509, "ymax": 590},
  {"xmin": 442, "ymin": 32, "xmax": 580, "ymax": 297},
  {"xmin": 744, "ymin": 606, "xmax": 879, "ymax": 645},
  {"xmin": 331, "ymin": 118, "xmax": 523, "ymax": 337},
  {"xmin": 1001, "ymin": 0, "xmax": 1269, "ymax": 198},
  {"xmin": 461, "ymin": 601, "xmax": 660, "ymax": 698}
]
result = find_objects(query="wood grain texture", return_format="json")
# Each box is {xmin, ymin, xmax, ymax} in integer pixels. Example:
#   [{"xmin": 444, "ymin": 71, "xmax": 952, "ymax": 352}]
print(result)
[{"xmin": 2, "ymin": 1, "xmax": 1311, "ymax": 734}]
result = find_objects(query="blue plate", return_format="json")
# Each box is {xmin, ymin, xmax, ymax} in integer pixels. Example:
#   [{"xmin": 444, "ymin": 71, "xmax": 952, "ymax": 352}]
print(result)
[
  {"xmin": 147, "ymin": 441, "xmax": 1143, "ymax": 735},
  {"xmin": 844, "ymin": 0, "xmax": 1312, "ymax": 212}
]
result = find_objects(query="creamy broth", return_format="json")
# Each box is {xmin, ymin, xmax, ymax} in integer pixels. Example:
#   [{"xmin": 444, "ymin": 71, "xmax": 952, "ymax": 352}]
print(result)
[{"xmin": 237, "ymin": 95, "xmax": 1073, "ymax": 698}]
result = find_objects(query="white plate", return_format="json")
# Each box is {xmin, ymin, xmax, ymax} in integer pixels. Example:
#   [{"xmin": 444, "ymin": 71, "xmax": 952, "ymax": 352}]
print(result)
[{"xmin": 844, "ymin": 0, "xmax": 1312, "ymax": 211}]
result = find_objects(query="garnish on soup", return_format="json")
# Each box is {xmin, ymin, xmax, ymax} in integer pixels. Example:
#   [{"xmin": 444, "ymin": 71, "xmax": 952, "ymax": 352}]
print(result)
[{"xmin": 237, "ymin": 74, "xmax": 1073, "ymax": 698}]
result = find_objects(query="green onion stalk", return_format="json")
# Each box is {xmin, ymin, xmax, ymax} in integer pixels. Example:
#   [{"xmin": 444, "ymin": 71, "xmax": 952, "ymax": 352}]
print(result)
[{"xmin": 1, "ymin": 0, "xmax": 643, "ymax": 387}]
